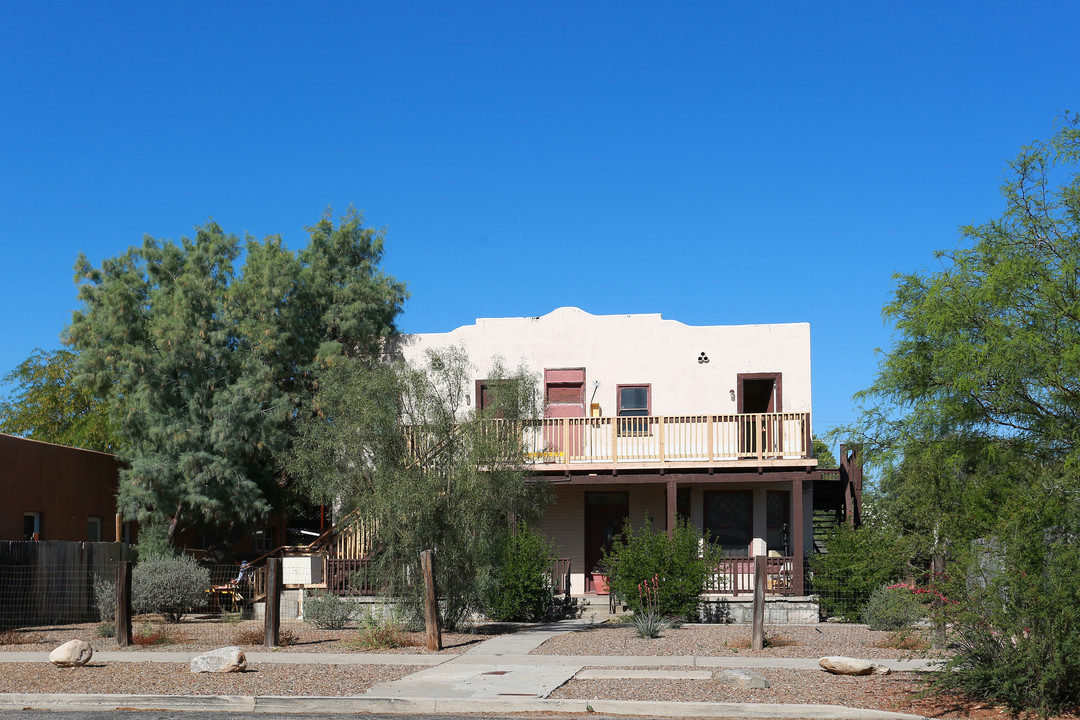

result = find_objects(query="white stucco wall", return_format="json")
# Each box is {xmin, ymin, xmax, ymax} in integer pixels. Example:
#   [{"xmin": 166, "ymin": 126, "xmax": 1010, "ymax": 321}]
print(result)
[{"xmin": 398, "ymin": 307, "xmax": 812, "ymax": 416}]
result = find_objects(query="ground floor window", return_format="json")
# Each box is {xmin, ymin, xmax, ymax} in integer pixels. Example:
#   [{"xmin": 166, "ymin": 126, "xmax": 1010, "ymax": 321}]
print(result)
[
  {"xmin": 704, "ymin": 490, "xmax": 751, "ymax": 556},
  {"xmin": 23, "ymin": 512, "xmax": 41, "ymax": 541}
]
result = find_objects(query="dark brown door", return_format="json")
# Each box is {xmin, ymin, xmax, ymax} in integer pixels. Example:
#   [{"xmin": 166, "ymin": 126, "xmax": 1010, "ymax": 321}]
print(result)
[
  {"xmin": 737, "ymin": 373, "xmax": 782, "ymax": 457},
  {"xmin": 584, "ymin": 491, "xmax": 628, "ymax": 591}
]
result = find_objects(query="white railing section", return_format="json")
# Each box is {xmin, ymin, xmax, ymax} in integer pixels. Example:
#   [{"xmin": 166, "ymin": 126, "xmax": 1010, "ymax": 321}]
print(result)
[{"xmin": 517, "ymin": 412, "xmax": 810, "ymax": 465}]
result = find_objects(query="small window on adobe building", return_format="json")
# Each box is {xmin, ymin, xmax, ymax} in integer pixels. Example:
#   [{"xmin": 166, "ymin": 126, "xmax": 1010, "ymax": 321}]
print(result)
[{"xmin": 617, "ymin": 384, "xmax": 651, "ymax": 435}]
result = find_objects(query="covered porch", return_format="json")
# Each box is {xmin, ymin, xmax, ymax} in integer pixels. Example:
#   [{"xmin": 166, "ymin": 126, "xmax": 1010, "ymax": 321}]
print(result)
[{"xmin": 534, "ymin": 467, "xmax": 815, "ymax": 598}]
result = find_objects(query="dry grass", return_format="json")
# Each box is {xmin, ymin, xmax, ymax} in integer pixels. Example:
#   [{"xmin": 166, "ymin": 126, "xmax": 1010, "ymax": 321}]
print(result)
[
  {"xmin": 722, "ymin": 632, "xmax": 798, "ymax": 649},
  {"xmin": 345, "ymin": 622, "xmax": 419, "ymax": 651},
  {"xmin": 231, "ymin": 626, "xmax": 299, "ymax": 646},
  {"xmin": 131, "ymin": 625, "xmax": 175, "ymax": 646},
  {"xmin": 0, "ymin": 629, "xmax": 45, "ymax": 645},
  {"xmin": 874, "ymin": 629, "xmax": 932, "ymax": 652}
]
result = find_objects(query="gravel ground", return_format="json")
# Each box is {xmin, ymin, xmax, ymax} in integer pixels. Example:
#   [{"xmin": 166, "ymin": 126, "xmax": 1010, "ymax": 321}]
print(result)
[
  {"xmin": 530, "ymin": 622, "xmax": 947, "ymax": 659},
  {"xmin": 549, "ymin": 666, "xmax": 935, "ymax": 716},
  {"xmin": 0, "ymin": 617, "xmax": 517, "ymax": 654},
  {"xmin": 0, "ymin": 662, "xmax": 414, "ymax": 696},
  {"xmin": 1, "ymin": 619, "xmax": 1026, "ymax": 719}
]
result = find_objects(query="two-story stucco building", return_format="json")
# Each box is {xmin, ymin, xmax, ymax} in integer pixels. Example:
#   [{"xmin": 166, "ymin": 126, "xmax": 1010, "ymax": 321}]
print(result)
[{"xmin": 399, "ymin": 307, "xmax": 820, "ymax": 596}]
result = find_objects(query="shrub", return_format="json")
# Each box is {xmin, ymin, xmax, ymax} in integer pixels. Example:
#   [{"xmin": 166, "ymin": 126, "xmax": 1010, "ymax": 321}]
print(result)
[
  {"xmin": 304, "ymin": 590, "xmax": 354, "ymax": 629},
  {"xmin": 808, "ymin": 521, "xmax": 907, "ymax": 621},
  {"xmin": 93, "ymin": 574, "xmax": 116, "ymax": 622},
  {"xmin": 603, "ymin": 517, "xmax": 710, "ymax": 619},
  {"xmin": 485, "ymin": 522, "xmax": 557, "ymax": 622},
  {"xmin": 132, "ymin": 554, "xmax": 211, "ymax": 623},
  {"xmin": 860, "ymin": 583, "xmax": 925, "ymax": 630},
  {"xmin": 933, "ymin": 492, "xmax": 1080, "ymax": 718},
  {"xmin": 96, "ymin": 623, "xmax": 116, "ymax": 638},
  {"xmin": 350, "ymin": 614, "xmax": 416, "ymax": 650},
  {"xmin": 132, "ymin": 622, "xmax": 172, "ymax": 646}
]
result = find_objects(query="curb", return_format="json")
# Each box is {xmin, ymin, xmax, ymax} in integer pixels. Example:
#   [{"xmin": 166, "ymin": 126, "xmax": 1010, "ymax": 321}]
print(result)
[{"xmin": 0, "ymin": 692, "xmax": 929, "ymax": 719}]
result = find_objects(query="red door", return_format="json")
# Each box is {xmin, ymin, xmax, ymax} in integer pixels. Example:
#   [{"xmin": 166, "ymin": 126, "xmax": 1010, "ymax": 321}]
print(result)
[{"xmin": 584, "ymin": 491, "xmax": 629, "ymax": 592}]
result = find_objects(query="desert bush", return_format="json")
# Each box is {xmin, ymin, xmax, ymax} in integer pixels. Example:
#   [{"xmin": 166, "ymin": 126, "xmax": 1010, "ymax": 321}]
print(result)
[
  {"xmin": 304, "ymin": 590, "xmax": 354, "ymax": 629},
  {"xmin": 860, "ymin": 583, "xmax": 925, "ymax": 630},
  {"xmin": 93, "ymin": 574, "xmax": 116, "ymax": 622},
  {"xmin": 350, "ymin": 614, "xmax": 416, "ymax": 650},
  {"xmin": 603, "ymin": 518, "xmax": 709, "ymax": 619},
  {"xmin": 96, "ymin": 623, "xmax": 116, "ymax": 638},
  {"xmin": 485, "ymin": 522, "xmax": 557, "ymax": 622},
  {"xmin": 933, "ymin": 490, "xmax": 1080, "ymax": 718},
  {"xmin": 132, "ymin": 554, "xmax": 211, "ymax": 623}
]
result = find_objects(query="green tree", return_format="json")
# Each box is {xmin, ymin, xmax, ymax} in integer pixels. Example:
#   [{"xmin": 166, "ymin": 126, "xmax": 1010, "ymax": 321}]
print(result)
[
  {"xmin": 811, "ymin": 435, "xmax": 836, "ymax": 468},
  {"xmin": 852, "ymin": 114, "xmax": 1080, "ymax": 468},
  {"xmin": 0, "ymin": 348, "xmax": 115, "ymax": 452},
  {"xmin": 66, "ymin": 208, "xmax": 406, "ymax": 546},
  {"xmin": 287, "ymin": 347, "xmax": 550, "ymax": 630},
  {"xmin": 843, "ymin": 115, "xmax": 1080, "ymax": 715}
]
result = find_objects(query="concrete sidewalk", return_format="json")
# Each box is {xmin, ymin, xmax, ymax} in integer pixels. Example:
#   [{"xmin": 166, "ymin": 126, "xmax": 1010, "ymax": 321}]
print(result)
[{"xmin": 0, "ymin": 618, "xmax": 935, "ymax": 719}]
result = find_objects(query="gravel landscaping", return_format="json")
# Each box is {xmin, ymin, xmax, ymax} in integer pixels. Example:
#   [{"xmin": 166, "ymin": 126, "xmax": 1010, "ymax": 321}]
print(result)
[{"xmin": 0, "ymin": 619, "xmax": 1034, "ymax": 719}]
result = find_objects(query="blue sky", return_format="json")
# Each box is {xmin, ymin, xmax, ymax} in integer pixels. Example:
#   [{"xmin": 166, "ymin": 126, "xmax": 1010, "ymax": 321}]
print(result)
[{"xmin": 1, "ymin": 2, "xmax": 1075, "ymax": 448}]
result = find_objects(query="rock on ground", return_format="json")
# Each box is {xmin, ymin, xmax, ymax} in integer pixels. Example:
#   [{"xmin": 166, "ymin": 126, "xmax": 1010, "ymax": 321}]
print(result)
[
  {"xmin": 49, "ymin": 639, "xmax": 92, "ymax": 667},
  {"xmin": 190, "ymin": 646, "xmax": 247, "ymax": 673},
  {"xmin": 819, "ymin": 656, "xmax": 891, "ymax": 676},
  {"xmin": 716, "ymin": 668, "xmax": 770, "ymax": 688}
]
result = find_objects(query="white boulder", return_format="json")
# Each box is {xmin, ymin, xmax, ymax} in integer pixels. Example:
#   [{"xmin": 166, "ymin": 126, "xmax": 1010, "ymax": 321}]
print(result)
[
  {"xmin": 49, "ymin": 639, "xmax": 93, "ymax": 667},
  {"xmin": 819, "ymin": 656, "xmax": 891, "ymax": 675},
  {"xmin": 190, "ymin": 646, "xmax": 247, "ymax": 673}
]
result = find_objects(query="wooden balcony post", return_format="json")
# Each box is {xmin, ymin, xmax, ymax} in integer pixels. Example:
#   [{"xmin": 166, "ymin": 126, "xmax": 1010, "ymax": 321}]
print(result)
[
  {"xmin": 707, "ymin": 415, "xmax": 714, "ymax": 461},
  {"xmin": 611, "ymin": 416, "xmax": 618, "ymax": 463},
  {"xmin": 658, "ymin": 416, "xmax": 665, "ymax": 462},
  {"xmin": 562, "ymin": 418, "xmax": 570, "ymax": 467}
]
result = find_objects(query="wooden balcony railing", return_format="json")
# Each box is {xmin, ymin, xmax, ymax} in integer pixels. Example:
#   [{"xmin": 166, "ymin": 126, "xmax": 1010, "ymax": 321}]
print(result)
[
  {"xmin": 705, "ymin": 556, "xmax": 800, "ymax": 596},
  {"xmin": 514, "ymin": 412, "xmax": 811, "ymax": 467}
]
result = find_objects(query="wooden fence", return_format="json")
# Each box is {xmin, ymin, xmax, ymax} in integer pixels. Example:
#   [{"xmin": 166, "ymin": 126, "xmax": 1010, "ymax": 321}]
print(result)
[{"xmin": 0, "ymin": 541, "xmax": 130, "ymax": 628}]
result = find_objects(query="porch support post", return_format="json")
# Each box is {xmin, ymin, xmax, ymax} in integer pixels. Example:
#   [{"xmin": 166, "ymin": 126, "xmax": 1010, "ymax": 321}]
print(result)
[
  {"xmin": 666, "ymin": 478, "xmax": 677, "ymax": 538},
  {"xmin": 792, "ymin": 476, "xmax": 805, "ymax": 596}
]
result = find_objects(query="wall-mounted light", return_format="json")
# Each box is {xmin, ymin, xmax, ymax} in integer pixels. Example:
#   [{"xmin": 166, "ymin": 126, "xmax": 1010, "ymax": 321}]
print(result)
[
  {"xmin": 465, "ymin": 393, "xmax": 471, "ymax": 406},
  {"xmin": 729, "ymin": 389, "xmax": 736, "ymax": 402},
  {"xmin": 697, "ymin": 352, "xmax": 710, "ymax": 364}
]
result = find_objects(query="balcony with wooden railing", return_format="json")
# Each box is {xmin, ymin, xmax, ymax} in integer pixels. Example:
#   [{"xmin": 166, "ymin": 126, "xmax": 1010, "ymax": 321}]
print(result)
[{"xmin": 515, "ymin": 412, "xmax": 812, "ymax": 472}]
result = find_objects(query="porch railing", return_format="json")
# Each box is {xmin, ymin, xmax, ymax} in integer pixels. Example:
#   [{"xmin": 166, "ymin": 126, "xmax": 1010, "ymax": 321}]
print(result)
[
  {"xmin": 326, "ymin": 557, "xmax": 378, "ymax": 596},
  {"xmin": 549, "ymin": 557, "xmax": 571, "ymax": 598},
  {"xmin": 705, "ymin": 556, "xmax": 799, "ymax": 596},
  {"xmin": 516, "ymin": 412, "xmax": 811, "ymax": 466}
]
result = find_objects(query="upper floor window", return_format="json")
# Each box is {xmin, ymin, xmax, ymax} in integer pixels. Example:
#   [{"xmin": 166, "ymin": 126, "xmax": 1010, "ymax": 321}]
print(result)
[{"xmin": 617, "ymin": 384, "xmax": 650, "ymax": 435}]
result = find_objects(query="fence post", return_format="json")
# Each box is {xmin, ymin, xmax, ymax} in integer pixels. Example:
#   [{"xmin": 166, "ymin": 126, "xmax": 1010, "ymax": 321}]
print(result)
[
  {"xmin": 264, "ymin": 558, "xmax": 281, "ymax": 648},
  {"xmin": 115, "ymin": 560, "xmax": 132, "ymax": 647},
  {"xmin": 751, "ymin": 555, "xmax": 766, "ymax": 651},
  {"xmin": 420, "ymin": 549, "xmax": 442, "ymax": 651},
  {"xmin": 932, "ymin": 554, "xmax": 946, "ymax": 649}
]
